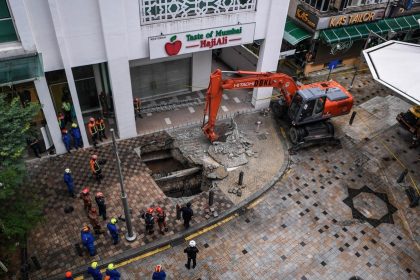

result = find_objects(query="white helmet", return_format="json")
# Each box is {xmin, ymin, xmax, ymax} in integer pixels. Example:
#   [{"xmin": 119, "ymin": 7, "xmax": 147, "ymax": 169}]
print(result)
[
  {"xmin": 189, "ymin": 240, "xmax": 196, "ymax": 247},
  {"xmin": 65, "ymin": 168, "xmax": 71, "ymax": 173}
]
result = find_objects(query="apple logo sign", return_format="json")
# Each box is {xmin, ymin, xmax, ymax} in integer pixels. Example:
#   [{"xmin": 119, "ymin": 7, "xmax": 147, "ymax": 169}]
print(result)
[{"xmin": 165, "ymin": 35, "xmax": 182, "ymax": 56}]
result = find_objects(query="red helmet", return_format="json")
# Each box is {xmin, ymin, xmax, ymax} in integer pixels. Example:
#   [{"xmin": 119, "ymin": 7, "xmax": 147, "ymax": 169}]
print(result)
[
  {"xmin": 155, "ymin": 265, "xmax": 162, "ymax": 272},
  {"xmin": 90, "ymin": 208, "xmax": 97, "ymax": 213},
  {"xmin": 89, "ymin": 117, "xmax": 95, "ymax": 122},
  {"xmin": 82, "ymin": 187, "xmax": 89, "ymax": 194},
  {"xmin": 155, "ymin": 207, "xmax": 163, "ymax": 213},
  {"xmin": 65, "ymin": 271, "xmax": 72, "ymax": 277},
  {"xmin": 147, "ymin": 207, "xmax": 154, "ymax": 214},
  {"xmin": 61, "ymin": 129, "xmax": 67, "ymax": 133},
  {"xmin": 95, "ymin": 192, "xmax": 104, "ymax": 198},
  {"xmin": 91, "ymin": 155, "xmax": 98, "ymax": 160}
]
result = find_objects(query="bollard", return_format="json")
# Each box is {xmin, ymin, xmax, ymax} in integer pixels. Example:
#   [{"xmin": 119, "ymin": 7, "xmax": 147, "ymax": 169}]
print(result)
[
  {"xmin": 209, "ymin": 190, "xmax": 214, "ymax": 206},
  {"xmin": 397, "ymin": 169, "xmax": 408, "ymax": 183},
  {"xmin": 238, "ymin": 171, "xmax": 244, "ymax": 186},
  {"xmin": 349, "ymin": 111, "xmax": 357, "ymax": 126},
  {"xmin": 176, "ymin": 204, "xmax": 181, "ymax": 220}
]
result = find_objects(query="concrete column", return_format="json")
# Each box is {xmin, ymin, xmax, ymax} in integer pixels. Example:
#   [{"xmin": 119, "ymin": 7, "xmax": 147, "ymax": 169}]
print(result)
[
  {"xmin": 252, "ymin": 0, "xmax": 290, "ymax": 109},
  {"xmin": 47, "ymin": 0, "xmax": 89, "ymax": 149},
  {"xmin": 192, "ymin": 50, "xmax": 212, "ymax": 92},
  {"xmin": 8, "ymin": 0, "xmax": 36, "ymax": 51},
  {"xmin": 93, "ymin": 64, "xmax": 103, "ymax": 95},
  {"xmin": 34, "ymin": 77, "xmax": 66, "ymax": 154},
  {"xmin": 98, "ymin": 0, "xmax": 136, "ymax": 139}
]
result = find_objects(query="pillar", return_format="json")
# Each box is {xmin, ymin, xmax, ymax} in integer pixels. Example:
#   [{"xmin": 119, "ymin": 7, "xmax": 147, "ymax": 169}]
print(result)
[
  {"xmin": 252, "ymin": 0, "xmax": 290, "ymax": 109},
  {"xmin": 98, "ymin": 0, "xmax": 137, "ymax": 139},
  {"xmin": 192, "ymin": 50, "xmax": 212, "ymax": 92}
]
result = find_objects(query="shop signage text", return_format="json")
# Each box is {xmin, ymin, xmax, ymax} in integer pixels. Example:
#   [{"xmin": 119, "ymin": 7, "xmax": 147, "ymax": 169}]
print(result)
[
  {"xmin": 329, "ymin": 11, "xmax": 379, "ymax": 27},
  {"xmin": 149, "ymin": 23, "xmax": 255, "ymax": 59},
  {"xmin": 295, "ymin": 5, "xmax": 318, "ymax": 29}
]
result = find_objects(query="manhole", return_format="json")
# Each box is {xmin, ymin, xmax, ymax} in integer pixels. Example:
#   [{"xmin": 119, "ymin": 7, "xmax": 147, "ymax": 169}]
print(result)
[{"xmin": 142, "ymin": 147, "xmax": 206, "ymax": 198}]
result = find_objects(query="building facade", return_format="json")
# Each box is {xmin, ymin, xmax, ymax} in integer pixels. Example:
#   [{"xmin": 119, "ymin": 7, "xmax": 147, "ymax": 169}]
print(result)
[
  {"xmin": 281, "ymin": 0, "xmax": 420, "ymax": 75},
  {"xmin": 0, "ymin": 0, "xmax": 290, "ymax": 155}
]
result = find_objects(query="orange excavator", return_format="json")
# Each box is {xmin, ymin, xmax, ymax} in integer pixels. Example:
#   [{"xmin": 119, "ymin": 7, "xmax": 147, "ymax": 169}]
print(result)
[{"xmin": 202, "ymin": 69, "xmax": 354, "ymax": 148}]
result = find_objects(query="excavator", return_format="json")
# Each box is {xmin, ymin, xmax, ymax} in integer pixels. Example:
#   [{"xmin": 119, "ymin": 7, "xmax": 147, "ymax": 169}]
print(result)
[{"xmin": 202, "ymin": 69, "xmax": 354, "ymax": 149}]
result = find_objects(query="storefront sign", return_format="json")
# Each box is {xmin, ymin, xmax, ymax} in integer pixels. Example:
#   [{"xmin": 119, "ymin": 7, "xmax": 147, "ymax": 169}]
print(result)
[
  {"xmin": 329, "ymin": 10, "xmax": 381, "ymax": 28},
  {"xmin": 148, "ymin": 23, "xmax": 255, "ymax": 59},
  {"xmin": 295, "ymin": 5, "xmax": 318, "ymax": 29}
]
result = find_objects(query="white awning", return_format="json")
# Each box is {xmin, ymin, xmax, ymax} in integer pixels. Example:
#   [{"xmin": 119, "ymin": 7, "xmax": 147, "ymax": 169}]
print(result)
[{"xmin": 363, "ymin": 40, "xmax": 420, "ymax": 105}]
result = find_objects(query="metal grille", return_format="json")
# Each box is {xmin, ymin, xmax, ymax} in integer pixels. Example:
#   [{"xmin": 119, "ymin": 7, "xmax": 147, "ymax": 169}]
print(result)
[{"xmin": 139, "ymin": 0, "xmax": 257, "ymax": 25}]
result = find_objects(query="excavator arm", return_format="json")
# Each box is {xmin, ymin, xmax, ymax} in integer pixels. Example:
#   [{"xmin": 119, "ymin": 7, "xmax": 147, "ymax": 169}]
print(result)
[{"xmin": 202, "ymin": 69, "xmax": 298, "ymax": 142}]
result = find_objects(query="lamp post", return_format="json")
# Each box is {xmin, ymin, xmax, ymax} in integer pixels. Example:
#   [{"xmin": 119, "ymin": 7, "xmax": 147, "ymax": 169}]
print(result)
[
  {"xmin": 110, "ymin": 128, "xmax": 136, "ymax": 241},
  {"xmin": 349, "ymin": 31, "xmax": 388, "ymax": 89}
]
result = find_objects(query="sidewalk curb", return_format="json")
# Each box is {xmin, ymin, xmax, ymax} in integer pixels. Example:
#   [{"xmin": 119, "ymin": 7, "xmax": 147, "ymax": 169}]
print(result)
[{"xmin": 44, "ymin": 118, "xmax": 291, "ymax": 280}]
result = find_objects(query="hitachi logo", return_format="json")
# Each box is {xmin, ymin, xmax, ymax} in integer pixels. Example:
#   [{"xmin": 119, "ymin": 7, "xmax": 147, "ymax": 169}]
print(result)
[{"xmin": 233, "ymin": 79, "xmax": 272, "ymax": 88}]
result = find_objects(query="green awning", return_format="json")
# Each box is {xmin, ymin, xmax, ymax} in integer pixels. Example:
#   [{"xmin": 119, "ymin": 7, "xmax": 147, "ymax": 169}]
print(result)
[
  {"xmin": 283, "ymin": 18, "xmax": 312, "ymax": 46},
  {"xmin": 320, "ymin": 14, "xmax": 420, "ymax": 44},
  {"xmin": 0, "ymin": 53, "xmax": 44, "ymax": 86}
]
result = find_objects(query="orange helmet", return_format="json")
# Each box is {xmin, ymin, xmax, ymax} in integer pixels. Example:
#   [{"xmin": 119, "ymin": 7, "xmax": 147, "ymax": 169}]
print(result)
[
  {"xmin": 89, "ymin": 117, "xmax": 95, "ymax": 122},
  {"xmin": 147, "ymin": 207, "xmax": 154, "ymax": 214},
  {"xmin": 155, "ymin": 207, "xmax": 163, "ymax": 214},
  {"xmin": 65, "ymin": 271, "xmax": 72, "ymax": 277},
  {"xmin": 95, "ymin": 192, "xmax": 104, "ymax": 198},
  {"xmin": 155, "ymin": 264, "xmax": 162, "ymax": 272},
  {"xmin": 91, "ymin": 155, "xmax": 98, "ymax": 160},
  {"xmin": 82, "ymin": 187, "xmax": 89, "ymax": 194},
  {"xmin": 105, "ymin": 276, "xmax": 111, "ymax": 280},
  {"xmin": 62, "ymin": 129, "xmax": 67, "ymax": 133}
]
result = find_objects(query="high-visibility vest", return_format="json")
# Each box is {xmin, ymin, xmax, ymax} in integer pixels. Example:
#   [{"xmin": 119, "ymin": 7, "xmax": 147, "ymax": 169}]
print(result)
[
  {"xmin": 90, "ymin": 159, "xmax": 101, "ymax": 173},
  {"xmin": 96, "ymin": 119, "xmax": 105, "ymax": 131},
  {"xmin": 88, "ymin": 122, "xmax": 98, "ymax": 135},
  {"xmin": 62, "ymin": 102, "xmax": 71, "ymax": 112}
]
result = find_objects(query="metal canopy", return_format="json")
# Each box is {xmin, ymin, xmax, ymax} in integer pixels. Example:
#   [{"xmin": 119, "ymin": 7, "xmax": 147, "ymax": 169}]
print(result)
[
  {"xmin": 363, "ymin": 40, "xmax": 420, "ymax": 105},
  {"xmin": 320, "ymin": 14, "xmax": 420, "ymax": 44},
  {"xmin": 0, "ymin": 53, "xmax": 44, "ymax": 86},
  {"xmin": 283, "ymin": 18, "xmax": 312, "ymax": 46}
]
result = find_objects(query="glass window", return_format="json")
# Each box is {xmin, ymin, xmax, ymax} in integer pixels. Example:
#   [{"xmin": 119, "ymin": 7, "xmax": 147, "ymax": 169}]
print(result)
[
  {"xmin": 72, "ymin": 65, "xmax": 99, "ymax": 112},
  {"xmin": 0, "ymin": 0, "xmax": 18, "ymax": 43}
]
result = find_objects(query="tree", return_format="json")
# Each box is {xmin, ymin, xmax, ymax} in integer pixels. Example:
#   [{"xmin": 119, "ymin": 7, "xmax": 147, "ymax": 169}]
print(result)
[{"xmin": 0, "ymin": 95, "xmax": 42, "ymax": 250}]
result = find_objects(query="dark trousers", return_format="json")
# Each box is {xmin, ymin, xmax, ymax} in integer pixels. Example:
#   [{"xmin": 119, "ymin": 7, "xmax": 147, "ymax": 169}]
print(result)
[
  {"xmin": 30, "ymin": 144, "xmax": 41, "ymax": 158},
  {"xmin": 146, "ymin": 223, "xmax": 154, "ymax": 234},
  {"xmin": 64, "ymin": 111, "xmax": 71, "ymax": 126},
  {"xmin": 98, "ymin": 206, "xmax": 107, "ymax": 220},
  {"xmin": 183, "ymin": 218, "xmax": 191, "ymax": 229},
  {"xmin": 74, "ymin": 137, "xmax": 82, "ymax": 149},
  {"xmin": 92, "ymin": 133, "xmax": 98, "ymax": 146},
  {"xmin": 94, "ymin": 170, "xmax": 103, "ymax": 183},
  {"xmin": 186, "ymin": 257, "xmax": 196, "ymax": 269},
  {"xmin": 99, "ymin": 129, "xmax": 107, "ymax": 140}
]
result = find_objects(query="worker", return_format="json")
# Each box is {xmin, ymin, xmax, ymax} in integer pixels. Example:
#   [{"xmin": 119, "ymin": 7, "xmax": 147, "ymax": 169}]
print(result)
[
  {"xmin": 26, "ymin": 135, "xmax": 41, "ymax": 158},
  {"xmin": 96, "ymin": 117, "xmax": 107, "ymax": 141},
  {"xmin": 63, "ymin": 168, "xmax": 75, "ymax": 197},
  {"xmin": 71, "ymin": 123, "xmax": 83, "ymax": 149},
  {"xmin": 180, "ymin": 202, "xmax": 194, "ymax": 229},
  {"xmin": 95, "ymin": 192, "xmax": 107, "ymax": 220},
  {"xmin": 184, "ymin": 240, "xmax": 199, "ymax": 270},
  {"xmin": 81, "ymin": 225, "xmax": 96, "ymax": 256},
  {"xmin": 152, "ymin": 264, "xmax": 166, "ymax": 280},
  {"xmin": 64, "ymin": 271, "xmax": 73, "ymax": 280},
  {"xmin": 105, "ymin": 263, "xmax": 121, "ymax": 280},
  {"xmin": 62, "ymin": 100, "xmax": 72, "ymax": 126},
  {"xmin": 155, "ymin": 207, "xmax": 168, "ymax": 235},
  {"xmin": 87, "ymin": 261, "xmax": 103, "ymax": 280},
  {"xmin": 58, "ymin": 112, "xmax": 65, "ymax": 129},
  {"xmin": 88, "ymin": 207, "xmax": 103, "ymax": 235},
  {"xmin": 141, "ymin": 207, "xmax": 155, "ymax": 234},
  {"xmin": 80, "ymin": 187, "xmax": 92, "ymax": 213},
  {"xmin": 104, "ymin": 276, "xmax": 110, "ymax": 280},
  {"xmin": 133, "ymin": 97, "xmax": 143, "ymax": 118},
  {"xmin": 62, "ymin": 129, "xmax": 71, "ymax": 153},
  {"xmin": 107, "ymin": 218, "xmax": 119, "ymax": 245},
  {"xmin": 88, "ymin": 117, "xmax": 98, "ymax": 147},
  {"xmin": 90, "ymin": 155, "xmax": 103, "ymax": 183}
]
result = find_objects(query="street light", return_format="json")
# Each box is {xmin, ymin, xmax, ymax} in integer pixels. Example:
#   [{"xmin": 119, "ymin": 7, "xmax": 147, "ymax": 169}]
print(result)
[{"xmin": 110, "ymin": 128, "xmax": 137, "ymax": 241}]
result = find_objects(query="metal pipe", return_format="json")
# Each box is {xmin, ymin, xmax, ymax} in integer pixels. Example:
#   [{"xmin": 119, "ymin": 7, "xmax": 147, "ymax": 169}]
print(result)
[{"xmin": 110, "ymin": 129, "xmax": 137, "ymax": 241}]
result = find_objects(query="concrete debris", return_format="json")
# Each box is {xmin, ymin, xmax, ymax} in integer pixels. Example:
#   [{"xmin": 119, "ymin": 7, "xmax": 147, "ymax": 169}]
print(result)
[{"xmin": 213, "ymin": 211, "xmax": 219, "ymax": 217}]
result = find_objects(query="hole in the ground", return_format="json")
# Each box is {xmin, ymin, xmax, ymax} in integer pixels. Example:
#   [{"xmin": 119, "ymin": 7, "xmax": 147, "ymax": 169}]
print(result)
[{"xmin": 142, "ymin": 147, "xmax": 206, "ymax": 198}]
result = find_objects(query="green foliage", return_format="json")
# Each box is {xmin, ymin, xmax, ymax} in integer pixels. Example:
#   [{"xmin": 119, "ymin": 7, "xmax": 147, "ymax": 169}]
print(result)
[{"xmin": 0, "ymin": 94, "xmax": 42, "ymax": 246}]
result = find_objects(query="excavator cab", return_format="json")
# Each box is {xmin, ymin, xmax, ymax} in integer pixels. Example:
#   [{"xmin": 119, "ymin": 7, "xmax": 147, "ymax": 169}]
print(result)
[{"xmin": 288, "ymin": 93, "xmax": 326, "ymax": 125}]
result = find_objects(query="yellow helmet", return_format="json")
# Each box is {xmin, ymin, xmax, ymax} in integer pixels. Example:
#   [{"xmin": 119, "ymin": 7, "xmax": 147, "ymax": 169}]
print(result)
[
  {"xmin": 111, "ymin": 218, "xmax": 117, "ymax": 224},
  {"xmin": 72, "ymin": 123, "xmax": 78, "ymax": 128},
  {"xmin": 107, "ymin": 263, "xmax": 114, "ymax": 270},
  {"xmin": 91, "ymin": 261, "xmax": 98, "ymax": 269}
]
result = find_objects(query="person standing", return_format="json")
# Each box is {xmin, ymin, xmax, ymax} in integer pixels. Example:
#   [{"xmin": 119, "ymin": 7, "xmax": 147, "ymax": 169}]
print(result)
[
  {"xmin": 105, "ymin": 263, "xmax": 121, "ymax": 280},
  {"xmin": 95, "ymin": 192, "xmax": 107, "ymax": 220},
  {"xmin": 71, "ymin": 123, "xmax": 83, "ymax": 149},
  {"xmin": 88, "ymin": 207, "xmax": 103, "ymax": 235},
  {"xmin": 88, "ymin": 117, "xmax": 99, "ymax": 147},
  {"xmin": 58, "ymin": 112, "xmax": 65, "ymax": 129},
  {"xmin": 155, "ymin": 207, "xmax": 168, "ymax": 235},
  {"xmin": 96, "ymin": 117, "xmax": 107, "ymax": 141},
  {"xmin": 64, "ymin": 271, "xmax": 73, "ymax": 280},
  {"xmin": 26, "ymin": 136, "xmax": 41, "ymax": 158},
  {"xmin": 184, "ymin": 240, "xmax": 199, "ymax": 270},
  {"xmin": 80, "ymin": 188, "xmax": 92, "ymax": 213},
  {"xmin": 62, "ymin": 129, "xmax": 71, "ymax": 153},
  {"xmin": 107, "ymin": 218, "xmax": 119, "ymax": 245},
  {"xmin": 141, "ymin": 207, "xmax": 155, "ymax": 234},
  {"xmin": 134, "ymin": 97, "xmax": 143, "ymax": 118},
  {"xmin": 90, "ymin": 155, "xmax": 103, "ymax": 183},
  {"xmin": 80, "ymin": 225, "xmax": 96, "ymax": 256},
  {"xmin": 87, "ymin": 261, "xmax": 103, "ymax": 280},
  {"xmin": 63, "ymin": 168, "xmax": 75, "ymax": 197},
  {"xmin": 180, "ymin": 202, "xmax": 193, "ymax": 229},
  {"xmin": 152, "ymin": 264, "xmax": 166, "ymax": 280}
]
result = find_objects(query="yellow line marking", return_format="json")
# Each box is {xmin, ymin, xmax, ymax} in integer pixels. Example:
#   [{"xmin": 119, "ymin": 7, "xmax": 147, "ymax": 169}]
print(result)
[
  {"xmin": 247, "ymin": 197, "xmax": 263, "ymax": 209},
  {"xmin": 185, "ymin": 213, "xmax": 238, "ymax": 241}
]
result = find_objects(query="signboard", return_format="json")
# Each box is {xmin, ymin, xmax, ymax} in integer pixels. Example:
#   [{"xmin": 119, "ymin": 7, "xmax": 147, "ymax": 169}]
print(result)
[
  {"xmin": 295, "ymin": 5, "xmax": 319, "ymax": 29},
  {"xmin": 329, "ymin": 10, "xmax": 381, "ymax": 28},
  {"xmin": 149, "ymin": 23, "xmax": 256, "ymax": 59},
  {"xmin": 279, "ymin": 49, "xmax": 296, "ymax": 59}
]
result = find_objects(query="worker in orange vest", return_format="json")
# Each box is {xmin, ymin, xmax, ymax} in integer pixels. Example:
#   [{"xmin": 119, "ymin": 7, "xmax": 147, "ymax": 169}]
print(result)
[
  {"xmin": 90, "ymin": 155, "xmax": 103, "ymax": 183},
  {"xmin": 134, "ymin": 97, "xmax": 143, "ymax": 118},
  {"xmin": 88, "ymin": 117, "xmax": 98, "ymax": 147},
  {"xmin": 96, "ymin": 117, "xmax": 107, "ymax": 141}
]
